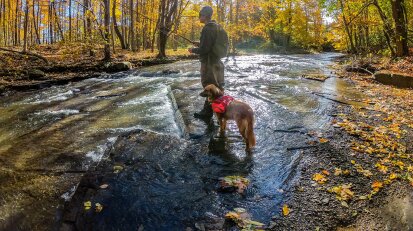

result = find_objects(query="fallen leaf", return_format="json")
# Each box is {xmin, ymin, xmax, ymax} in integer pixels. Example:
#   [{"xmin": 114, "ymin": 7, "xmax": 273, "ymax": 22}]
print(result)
[
  {"xmin": 282, "ymin": 204, "xmax": 290, "ymax": 216},
  {"xmin": 113, "ymin": 165, "xmax": 124, "ymax": 173},
  {"xmin": 334, "ymin": 168, "xmax": 342, "ymax": 176},
  {"xmin": 95, "ymin": 203, "xmax": 103, "ymax": 212},
  {"xmin": 322, "ymin": 170, "xmax": 330, "ymax": 176},
  {"xmin": 372, "ymin": 181, "xmax": 383, "ymax": 192},
  {"xmin": 220, "ymin": 176, "xmax": 250, "ymax": 193},
  {"xmin": 389, "ymin": 173, "xmax": 398, "ymax": 180},
  {"xmin": 331, "ymin": 184, "xmax": 354, "ymax": 201},
  {"xmin": 341, "ymin": 201, "xmax": 349, "ymax": 207},
  {"xmin": 84, "ymin": 201, "xmax": 92, "ymax": 210},
  {"xmin": 312, "ymin": 173, "xmax": 327, "ymax": 184},
  {"xmin": 319, "ymin": 138, "xmax": 329, "ymax": 143},
  {"xmin": 99, "ymin": 184, "xmax": 109, "ymax": 189},
  {"xmin": 225, "ymin": 212, "xmax": 240, "ymax": 220}
]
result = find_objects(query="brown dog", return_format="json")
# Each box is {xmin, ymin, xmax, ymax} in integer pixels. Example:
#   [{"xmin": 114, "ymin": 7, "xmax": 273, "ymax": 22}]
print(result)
[{"xmin": 204, "ymin": 84, "xmax": 256, "ymax": 149}]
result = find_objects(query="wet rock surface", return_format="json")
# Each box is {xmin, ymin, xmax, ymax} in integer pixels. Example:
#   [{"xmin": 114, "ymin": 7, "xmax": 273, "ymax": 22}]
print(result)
[
  {"xmin": 103, "ymin": 62, "xmax": 132, "ymax": 73},
  {"xmin": 2, "ymin": 53, "xmax": 397, "ymax": 230}
]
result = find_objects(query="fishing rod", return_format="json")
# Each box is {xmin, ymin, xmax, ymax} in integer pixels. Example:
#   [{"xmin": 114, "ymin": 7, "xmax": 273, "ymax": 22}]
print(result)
[{"xmin": 72, "ymin": 0, "xmax": 198, "ymax": 46}]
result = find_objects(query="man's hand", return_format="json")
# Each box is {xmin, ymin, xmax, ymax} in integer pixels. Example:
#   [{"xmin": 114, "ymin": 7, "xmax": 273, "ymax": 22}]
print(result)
[{"xmin": 192, "ymin": 41, "xmax": 200, "ymax": 47}]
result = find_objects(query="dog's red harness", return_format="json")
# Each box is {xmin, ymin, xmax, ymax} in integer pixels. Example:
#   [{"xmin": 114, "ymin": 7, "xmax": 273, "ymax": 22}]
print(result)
[{"xmin": 211, "ymin": 95, "xmax": 234, "ymax": 114}]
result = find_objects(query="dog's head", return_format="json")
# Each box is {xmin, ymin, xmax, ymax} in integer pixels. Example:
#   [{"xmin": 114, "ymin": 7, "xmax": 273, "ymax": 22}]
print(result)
[{"xmin": 204, "ymin": 84, "xmax": 223, "ymax": 101}]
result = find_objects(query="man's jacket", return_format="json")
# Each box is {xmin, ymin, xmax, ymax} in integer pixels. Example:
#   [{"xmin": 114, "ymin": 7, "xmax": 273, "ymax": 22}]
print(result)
[{"xmin": 192, "ymin": 20, "xmax": 219, "ymax": 63}]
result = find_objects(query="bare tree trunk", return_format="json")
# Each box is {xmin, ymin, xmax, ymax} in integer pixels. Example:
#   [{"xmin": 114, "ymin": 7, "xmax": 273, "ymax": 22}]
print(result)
[
  {"xmin": 14, "ymin": 0, "xmax": 19, "ymax": 46},
  {"xmin": 32, "ymin": 0, "xmax": 40, "ymax": 44},
  {"xmin": 338, "ymin": 0, "xmax": 356, "ymax": 53},
  {"xmin": 112, "ymin": 0, "xmax": 127, "ymax": 49},
  {"xmin": 84, "ymin": 0, "xmax": 92, "ymax": 40},
  {"xmin": 391, "ymin": 0, "xmax": 409, "ymax": 56},
  {"xmin": 52, "ymin": 2, "xmax": 64, "ymax": 41},
  {"xmin": 69, "ymin": 0, "xmax": 72, "ymax": 41},
  {"xmin": 49, "ymin": 1, "xmax": 54, "ymax": 44},
  {"xmin": 130, "ymin": 0, "xmax": 137, "ymax": 51},
  {"xmin": 103, "ymin": 0, "xmax": 111, "ymax": 61},
  {"xmin": 23, "ymin": 0, "xmax": 29, "ymax": 52},
  {"xmin": 372, "ymin": 0, "xmax": 395, "ymax": 56}
]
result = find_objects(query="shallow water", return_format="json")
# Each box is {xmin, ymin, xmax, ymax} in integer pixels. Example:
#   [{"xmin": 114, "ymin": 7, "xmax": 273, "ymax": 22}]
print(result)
[{"xmin": 0, "ymin": 53, "xmax": 366, "ymax": 230}]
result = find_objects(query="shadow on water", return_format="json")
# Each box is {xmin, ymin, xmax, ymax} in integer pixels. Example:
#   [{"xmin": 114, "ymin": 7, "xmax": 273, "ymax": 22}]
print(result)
[{"xmin": 0, "ymin": 53, "xmax": 367, "ymax": 230}]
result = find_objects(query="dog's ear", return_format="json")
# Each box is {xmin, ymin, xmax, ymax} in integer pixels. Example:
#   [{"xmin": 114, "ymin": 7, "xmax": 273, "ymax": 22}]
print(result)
[
  {"xmin": 205, "ymin": 84, "xmax": 223, "ymax": 97},
  {"xmin": 214, "ymin": 87, "xmax": 223, "ymax": 96}
]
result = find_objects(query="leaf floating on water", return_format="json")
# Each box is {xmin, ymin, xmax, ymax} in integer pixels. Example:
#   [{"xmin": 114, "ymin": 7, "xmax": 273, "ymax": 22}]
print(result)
[
  {"xmin": 99, "ymin": 184, "xmax": 109, "ymax": 189},
  {"xmin": 225, "ymin": 212, "xmax": 240, "ymax": 220},
  {"xmin": 224, "ymin": 208, "xmax": 263, "ymax": 229},
  {"xmin": 84, "ymin": 201, "xmax": 92, "ymax": 210},
  {"xmin": 282, "ymin": 204, "xmax": 290, "ymax": 216},
  {"xmin": 113, "ymin": 165, "xmax": 124, "ymax": 173},
  {"xmin": 95, "ymin": 203, "xmax": 103, "ymax": 212},
  {"xmin": 219, "ymin": 176, "xmax": 250, "ymax": 193}
]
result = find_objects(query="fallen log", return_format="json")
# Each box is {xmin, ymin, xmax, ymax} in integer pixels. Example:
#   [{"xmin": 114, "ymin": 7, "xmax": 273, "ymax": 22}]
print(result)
[{"xmin": 0, "ymin": 47, "xmax": 49, "ymax": 64}]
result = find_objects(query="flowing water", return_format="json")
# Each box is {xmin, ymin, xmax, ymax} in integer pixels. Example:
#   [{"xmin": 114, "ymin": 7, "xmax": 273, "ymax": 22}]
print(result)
[{"xmin": 0, "ymin": 53, "xmax": 365, "ymax": 230}]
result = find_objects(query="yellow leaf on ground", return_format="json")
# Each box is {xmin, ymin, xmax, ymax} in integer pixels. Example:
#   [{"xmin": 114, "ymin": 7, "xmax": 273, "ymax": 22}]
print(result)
[
  {"xmin": 389, "ymin": 173, "xmax": 397, "ymax": 180},
  {"xmin": 322, "ymin": 170, "xmax": 330, "ymax": 176},
  {"xmin": 282, "ymin": 204, "xmax": 290, "ymax": 216},
  {"xmin": 319, "ymin": 138, "xmax": 329, "ymax": 143},
  {"xmin": 312, "ymin": 173, "xmax": 327, "ymax": 184},
  {"xmin": 331, "ymin": 184, "xmax": 354, "ymax": 201},
  {"xmin": 372, "ymin": 181, "xmax": 383, "ymax": 192},
  {"xmin": 334, "ymin": 168, "xmax": 342, "ymax": 176}
]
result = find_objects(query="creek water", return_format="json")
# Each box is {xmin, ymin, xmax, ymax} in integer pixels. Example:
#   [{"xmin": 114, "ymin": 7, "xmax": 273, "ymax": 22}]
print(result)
[{"xmin": 0, "ymin": 53, "xmax": 365, "ymax": 230}]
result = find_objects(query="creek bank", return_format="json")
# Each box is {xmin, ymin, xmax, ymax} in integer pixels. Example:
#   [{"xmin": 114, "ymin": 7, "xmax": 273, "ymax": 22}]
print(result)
[
  {"xmin": 272, "ymin": 58, "xmax": 413, "ymax": 230},
  {"xmin": 0, "ymin": 54, "xmax": 197, "ymax": 94},
  {"xmin": 340, "ymin": 55, "xmax": 413, "ymax": 89}
]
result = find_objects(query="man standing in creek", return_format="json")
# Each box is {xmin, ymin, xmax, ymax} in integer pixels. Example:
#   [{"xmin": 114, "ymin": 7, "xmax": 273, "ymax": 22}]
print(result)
[{"xmin": 188, "ymin": 6, "xmax": 227, "ymax": 120}]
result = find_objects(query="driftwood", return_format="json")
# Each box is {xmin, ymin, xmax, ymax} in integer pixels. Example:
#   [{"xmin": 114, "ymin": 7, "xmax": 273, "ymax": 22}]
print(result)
[{"xmin": 0, "ymin": 47, "xmax": 49, "ymax": 64}]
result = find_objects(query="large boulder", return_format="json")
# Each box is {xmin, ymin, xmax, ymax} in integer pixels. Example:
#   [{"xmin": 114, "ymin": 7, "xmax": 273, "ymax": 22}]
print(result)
[
  {"xmin": 374, "ymin": 71, "xmax": 413, "ymax": 88},
  {"xmin": 103, "ymin": 61, "xmax": 132, "ymax": 73},
  {"xmin": 26, "ymin": 69, "xmax": 46, "ymax": 80}
]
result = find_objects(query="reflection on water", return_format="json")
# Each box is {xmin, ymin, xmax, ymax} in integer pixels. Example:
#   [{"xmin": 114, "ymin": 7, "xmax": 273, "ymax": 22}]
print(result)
[{"xmin": 0, "ymin": 53, "xmax": 365, "ymax": 229}]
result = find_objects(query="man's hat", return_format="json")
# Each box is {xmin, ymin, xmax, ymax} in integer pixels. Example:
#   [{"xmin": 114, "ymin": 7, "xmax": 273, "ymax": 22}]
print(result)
[{"xmin": 199, "ymin": 6, "xmax": 213, "ymax": 17}]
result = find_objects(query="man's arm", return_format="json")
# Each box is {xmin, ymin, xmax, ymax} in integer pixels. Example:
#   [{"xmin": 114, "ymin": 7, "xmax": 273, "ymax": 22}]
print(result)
[{"xmin": 191, "ymin": 26, "xmax": 215, "ymax": 55}]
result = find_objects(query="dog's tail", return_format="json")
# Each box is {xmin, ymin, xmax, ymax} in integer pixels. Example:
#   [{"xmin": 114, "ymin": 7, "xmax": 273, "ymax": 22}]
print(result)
[{"xmin": 243, "ymin": 116, "xmax": 256, "ymax": 148}]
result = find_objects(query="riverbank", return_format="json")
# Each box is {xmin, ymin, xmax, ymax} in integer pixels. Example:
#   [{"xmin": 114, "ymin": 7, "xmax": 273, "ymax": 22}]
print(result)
[
  {"xmin": 0, "ymin": 45, "xmax": 197, "ymax": 93},
  {"xmin": 272, "ymin": 56, "xmax": 413, "ymax": 230}
]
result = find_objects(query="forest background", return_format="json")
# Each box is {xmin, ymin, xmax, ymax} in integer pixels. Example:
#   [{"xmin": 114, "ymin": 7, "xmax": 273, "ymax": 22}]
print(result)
[{"xmin": 0, "ymin": 0, "xmax": 411, "ymax": 62}]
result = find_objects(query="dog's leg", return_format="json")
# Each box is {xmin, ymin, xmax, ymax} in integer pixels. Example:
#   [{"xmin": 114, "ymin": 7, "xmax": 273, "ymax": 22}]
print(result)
[
  {"xmin": 215, "ymin": 114, "xmax": 226, "ymax": 137},
  {"xmin": 220, "ymin": 118, "xmax": 227, "ymax": 134},
  {"xmin": 236, "ymin": 119, "xmax": 248, "ymax": 145}
]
